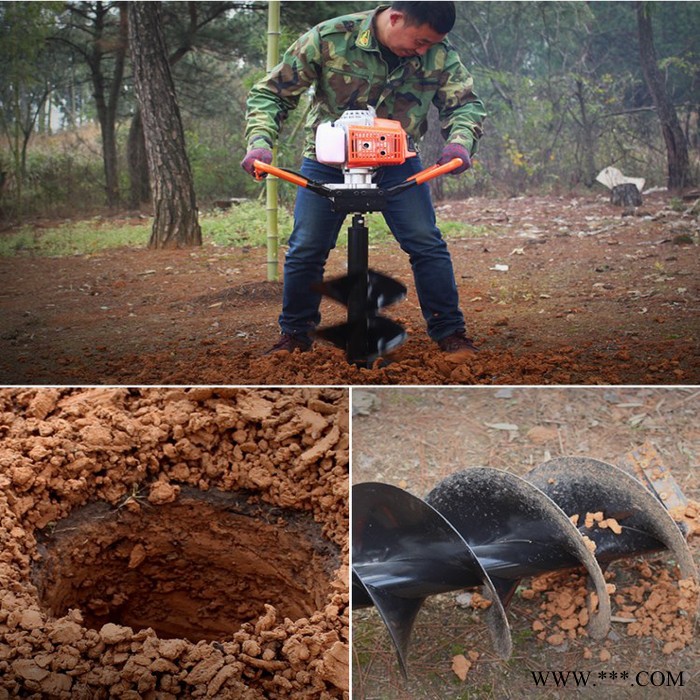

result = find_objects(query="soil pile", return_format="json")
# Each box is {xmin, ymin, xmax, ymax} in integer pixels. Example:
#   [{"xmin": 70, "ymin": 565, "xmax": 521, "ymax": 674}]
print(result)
[
  {"xmin": 0, "ymin": 388, "xmax": 349, "ymax": 699},
  {"xmin": 522, "ymin": 563, "xmax": 698, "ymax": 655},
  {"xmin": 239, "ymin": 339, "xmax": 690, "ymax": 386}
]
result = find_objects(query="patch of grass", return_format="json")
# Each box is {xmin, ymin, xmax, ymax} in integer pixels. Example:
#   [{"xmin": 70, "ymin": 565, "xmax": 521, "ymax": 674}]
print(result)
[
  {"xmin": 449, "ymin": 642, "xmax": 467, "ymax": 656},
  {"xmin": 512, "ymin": 627, "xmax": 534, "ymax": 644},
  {"xmin": 438, "ymin": 219, "xmax": 492, "ymax": 239},
  {"xmin": 201, "ymin": 201, "xmax": 294, "ymax": 247},
  {"xmin": 0, "ymin": 219, "xmax": 151, "ymax": 257},
  {"xmin": 0, "ymin": 202, "xmax": 285, "ymax": 257},
  {"xmin": 336, "ymin": 212, "xmax": 490, "ymax": 244},
  {"xmin": 668, "ymin": 196, "xmax": 685, "ymax": 213},
  {"xmin": 0, "ymin": 199, "xmax": 486, "ymax": 257},
  {"xmin": 0, "ymin": 228, "xmax": 35, "ymax": 255}
]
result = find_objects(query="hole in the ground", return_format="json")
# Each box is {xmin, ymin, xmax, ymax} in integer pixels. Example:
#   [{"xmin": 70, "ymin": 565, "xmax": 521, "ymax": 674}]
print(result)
[{"xmin": 32, "ymin": 487, "xmax": 339, "ymax": 642}]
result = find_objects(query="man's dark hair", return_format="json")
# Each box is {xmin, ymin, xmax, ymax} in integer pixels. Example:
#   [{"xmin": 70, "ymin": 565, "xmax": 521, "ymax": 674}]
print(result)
[{"xmin": 391, "ymin": 1, "xmax": 456, "ymax": 34}]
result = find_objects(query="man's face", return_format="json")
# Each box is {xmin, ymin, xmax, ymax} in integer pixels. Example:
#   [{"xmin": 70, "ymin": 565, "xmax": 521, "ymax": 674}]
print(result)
[{"xmin": 383, "ymin": 11, "xmax": 446, "ymax": 57}]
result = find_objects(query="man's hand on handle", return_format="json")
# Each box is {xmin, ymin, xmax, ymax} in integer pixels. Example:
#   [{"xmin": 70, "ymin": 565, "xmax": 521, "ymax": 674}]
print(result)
[
  {"xmin": 241, "ymin": 147, "xmax": 273, "ymax": 178},
  {"xmin": 437, "ymin": 143, "xmax": 471, "ymax": 175}
]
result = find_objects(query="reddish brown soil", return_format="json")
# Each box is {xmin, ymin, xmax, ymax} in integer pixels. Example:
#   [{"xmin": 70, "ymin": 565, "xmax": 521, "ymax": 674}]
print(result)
[
  {"xmin": 1, "ymin": 193, "xmax": 697, "ymax": 385},
  {"xmin": 0, "ymin": 387, "xmax": 349, "ymax": 699},
  {"xmin": 38, "ymin": 493, "xmax": 337, "ymax": 643}
]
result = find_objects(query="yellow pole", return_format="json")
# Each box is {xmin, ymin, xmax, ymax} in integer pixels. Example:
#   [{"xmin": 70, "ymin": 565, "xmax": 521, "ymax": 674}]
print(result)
[{"xmin": 266, "ymin": 0, "xmax": 281, "ymax": 282}]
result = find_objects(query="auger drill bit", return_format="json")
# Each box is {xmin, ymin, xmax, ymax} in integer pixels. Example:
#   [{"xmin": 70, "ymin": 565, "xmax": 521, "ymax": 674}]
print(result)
[
  {"xmin": 315, "ymin": 213, "xmax": 407, "ymax": 367},
  {"xmin": 352, "ymin": 459, "xmax": 697, "ymax": 677}
]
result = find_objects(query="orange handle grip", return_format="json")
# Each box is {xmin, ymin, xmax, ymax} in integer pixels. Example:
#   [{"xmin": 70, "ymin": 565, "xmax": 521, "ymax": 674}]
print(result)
[
  {"xmin": 253, "ymin": 160, "xmax": 309, "ymax": 188},
  {"xmin": 408, "ymin": 157, "xmax": 464, "ymax": 185}
]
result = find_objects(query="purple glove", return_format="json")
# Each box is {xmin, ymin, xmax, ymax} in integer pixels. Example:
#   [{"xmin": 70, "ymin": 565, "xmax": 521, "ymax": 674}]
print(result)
[
  {"xmin": 437, "ymin": 143, "xmax": 471, "ymax": 174},
  {"xmin": 241, "ymin": 147, "xmax": 273, "ymax": 178}
]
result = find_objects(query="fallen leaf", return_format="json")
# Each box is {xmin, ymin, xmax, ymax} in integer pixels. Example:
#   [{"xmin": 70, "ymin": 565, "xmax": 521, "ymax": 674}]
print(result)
[
  {"xmin": 628, "ymin": 413, "xmax": 647, "ymax": 427},
  {"xmin": 484, "ymin": 422, "xmax": 519, "ymax": 432}
]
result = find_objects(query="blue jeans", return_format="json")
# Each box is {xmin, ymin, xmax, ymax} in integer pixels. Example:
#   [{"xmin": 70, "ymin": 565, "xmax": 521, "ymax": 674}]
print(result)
[{"xmin": 279, "ymin": 157, "xmax": 465, "ymax": 342}]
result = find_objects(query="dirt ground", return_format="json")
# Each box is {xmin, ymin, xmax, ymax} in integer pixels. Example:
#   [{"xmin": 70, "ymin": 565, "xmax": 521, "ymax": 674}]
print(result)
[
  {"xmin": 351, "ymin": 386, "xmax": 699, "ymax": 699},
  {"xmin": 1, "ymin": 192, "xmax": 698, "ymax": 385},
  {"xmin": 0, "ymin": 387, "xmax": 349, "ymax": 699}
]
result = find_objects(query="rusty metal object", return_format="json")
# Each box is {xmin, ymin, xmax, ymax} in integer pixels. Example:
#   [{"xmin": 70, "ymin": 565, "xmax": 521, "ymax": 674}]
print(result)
[{"xmin": 617, "ymin": 441, "xmax": 688, "ymax": 511}]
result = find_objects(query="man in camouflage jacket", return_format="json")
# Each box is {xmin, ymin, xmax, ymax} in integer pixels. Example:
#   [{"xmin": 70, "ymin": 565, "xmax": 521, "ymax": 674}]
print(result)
[{"xmin": 242, "ymin": 1, "xmax": 486, "ymax": 357}]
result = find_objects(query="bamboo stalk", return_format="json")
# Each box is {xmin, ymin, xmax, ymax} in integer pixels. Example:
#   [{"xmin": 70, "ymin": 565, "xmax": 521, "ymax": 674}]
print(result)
[{"xmin": 266, "ymin": 0, "xmax": 281, "ymax": 282}]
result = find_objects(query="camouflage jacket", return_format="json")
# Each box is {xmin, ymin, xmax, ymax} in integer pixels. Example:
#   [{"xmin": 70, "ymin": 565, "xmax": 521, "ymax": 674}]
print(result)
[{"xmin": 245, "ymin": 5, "xmax": 486, "ymax": 160}]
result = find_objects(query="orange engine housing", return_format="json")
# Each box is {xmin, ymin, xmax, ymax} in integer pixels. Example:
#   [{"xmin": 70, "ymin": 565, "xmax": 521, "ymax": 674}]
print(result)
[{"xmin": 345, "ymin": 118, "xmax": 415, "ymax": 168}]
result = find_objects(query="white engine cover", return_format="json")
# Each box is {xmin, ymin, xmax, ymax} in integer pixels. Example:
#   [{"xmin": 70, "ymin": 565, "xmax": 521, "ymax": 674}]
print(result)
[{"xmin": 315, "ymin": 123, "xmax": 347, "ymax": 165}]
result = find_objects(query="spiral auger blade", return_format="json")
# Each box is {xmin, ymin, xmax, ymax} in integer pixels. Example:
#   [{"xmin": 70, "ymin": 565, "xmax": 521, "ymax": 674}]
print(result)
[
  {"xmin": 316, "ymin": 312, "xmax": 407, "ymax": 362},
  {"xmin": 526, "ymin": 457, "xmax": 698, "ymax": 581},
  {"xmin": 353, "ymin": 459, "xmax": 697, "ymax": 676},
  {"xmin": 352, "ymin": 482, "xmax": 510, "ymax": 677},
  {"xmin": 315, "ymin": 270, "xmax": 407, "ymax": 310},
  {"xmin": 425, "ymin": 467, "xmax": 612, "ymax": 639},
  {"xmin": 316, "ymin": 270, "xmax": 407, "ymax": 366}
]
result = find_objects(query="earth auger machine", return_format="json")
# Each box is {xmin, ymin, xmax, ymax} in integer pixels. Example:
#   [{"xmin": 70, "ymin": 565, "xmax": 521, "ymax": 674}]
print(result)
[
  {"xmin": 254, "ymin": 107, "xmax": 464, "ymax": 368},
  {"xmin": 352, "ymin": 450, "xmax": 698, "ymax": 677}
]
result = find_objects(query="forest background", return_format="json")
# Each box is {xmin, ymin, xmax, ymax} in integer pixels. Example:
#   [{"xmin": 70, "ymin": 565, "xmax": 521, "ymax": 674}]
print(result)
[{"xmin": 0, "ymin": 0, "xmax": 698, "ymax": 226}]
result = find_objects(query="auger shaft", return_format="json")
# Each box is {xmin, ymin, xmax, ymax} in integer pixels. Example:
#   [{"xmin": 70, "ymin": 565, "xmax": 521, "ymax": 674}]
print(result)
[
  {"xmin": 352, "ymin": 526, "xmax": 665, "ymax": 606},
  {"xmin": 346, "ymin": 214, "xmax": 370, "ymax": 367}
]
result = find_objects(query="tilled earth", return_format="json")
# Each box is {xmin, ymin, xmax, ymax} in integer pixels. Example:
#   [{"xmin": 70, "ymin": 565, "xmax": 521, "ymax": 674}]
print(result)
[
  {"xmin": 351, "ymin": 387, "xmax": 699, "ymax": 699},
  {"xmin": 0, "ymin": 387, "xmax": 349, "ymax": 699},
  {"xmin": 0, "ymin": 192, "xmax": 698, "ymax": 385}
]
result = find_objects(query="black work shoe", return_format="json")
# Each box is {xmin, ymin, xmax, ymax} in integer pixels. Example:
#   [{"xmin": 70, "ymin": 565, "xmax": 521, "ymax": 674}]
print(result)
[
  {"xmin": 264, "ymin": 333, "xmax": 313, "ymax": 355},
  {"xmin": 437, "ymin": 331, "xmax": 479, "ymax": 357}
]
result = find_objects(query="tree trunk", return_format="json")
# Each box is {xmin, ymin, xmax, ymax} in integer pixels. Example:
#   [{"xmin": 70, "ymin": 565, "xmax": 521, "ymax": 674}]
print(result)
[
  {"xmin": 128, "ymin": 2, "xmax": 201, "ymax": 248},
  {"xmin": 88, "ymin": 2, "xmax": 127, "ymax": 207},
  {"xmin": 99, "ymin": 109, "xmax": 120, "ymax": 207},
  {"xmin": 127, "ymin": 109, "xmax": 150, "ymax": 209},
  {"xmin": 90, "ymin": 2, "xmax": 128, "ymax": 208},
  {"xmin": 574, "ymin": 80, "xmax": 597, "ymax": 187},
  {"xmin": 126, "ymin": 2, "xmax": 237, "ymax": 211},
  {"xmin": 636, "ymin": 1, "xmax": 692, "ymax": 190}
]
